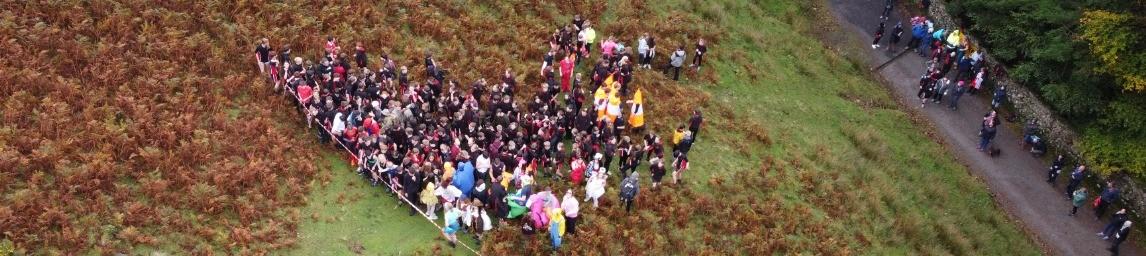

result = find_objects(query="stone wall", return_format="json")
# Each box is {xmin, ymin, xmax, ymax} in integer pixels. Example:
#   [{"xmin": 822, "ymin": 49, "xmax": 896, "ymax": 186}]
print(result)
[{"xmin": 926, "ymin": 0, "xmax": 1146, "ymax": 218}]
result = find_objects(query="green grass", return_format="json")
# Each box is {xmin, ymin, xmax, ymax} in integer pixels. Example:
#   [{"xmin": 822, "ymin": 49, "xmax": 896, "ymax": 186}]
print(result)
[
  {"xmin": 287, "ymin": 0, "xmax": 1039, "ymax": 254},
  {"xmin": 648, "ymin": 0, "xmax": 1038, "ymax": 254},
  {"xmin": 288, "ymin": 154, "xmax": 476, "ymax": 255}
]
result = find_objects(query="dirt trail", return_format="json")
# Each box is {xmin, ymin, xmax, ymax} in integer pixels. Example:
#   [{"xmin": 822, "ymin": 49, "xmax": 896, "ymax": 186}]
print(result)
[{"xmin": 824, "ymin": 1, "xmax": 1141, "ymax": 255}]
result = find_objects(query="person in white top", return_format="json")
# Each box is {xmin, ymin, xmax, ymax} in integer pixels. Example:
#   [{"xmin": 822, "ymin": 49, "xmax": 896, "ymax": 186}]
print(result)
[
  {"xmin": 584, "ymin": 167, "xmax": 607, "ymax": 208},
  {"xmin": 331, "ymin": 112, "xmax": 346, "ymax": 135},
  {"xmin": 476, "ymin": 151, "xmax": 492, "ymax": 178},
  {"xmin": 561, "ymin": 190, "xmax": 580, "ymax": 235}
]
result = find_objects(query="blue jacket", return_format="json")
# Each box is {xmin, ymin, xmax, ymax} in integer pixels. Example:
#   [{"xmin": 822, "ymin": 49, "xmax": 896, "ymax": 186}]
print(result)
[
  {"xmin": 912, "ymin": 25, "xmax": 927, "ymax": 39},
  {"xmin": 1070, "ymin": 169, "xmax": 1085, "ymax": 181},
  {"xmin": 1102, "ymin": 188, "xmax": 1121, "ymax": 202},
  {"xmin": 453, "ymin": 161, "xmax": 476, "ymax": 198}
]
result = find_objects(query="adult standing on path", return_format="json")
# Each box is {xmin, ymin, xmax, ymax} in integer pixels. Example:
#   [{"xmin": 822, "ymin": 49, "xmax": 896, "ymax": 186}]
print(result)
[
  {"xmin": 1070, "ymin": 187, "xmax": 1088, "ymax": 217},
  {"xmin": 1047, "ymin": 154, "xmax": 1066, "ymax": 184},
  {"xmin": 1095, "ymin": 183, "xmax": 1121, "ymax": 220},
  {"xmin": 871, "ymin": 22, "xmax": 885, "ymax": 49},
  {"xmin": 1110, "ymin": 221, "xmax": 1133, "ymax": 255},
  {"xmin": 888, "ymin": 22, "xmax": 903, "ymax": 52},
  {"xmin": 947, "ymin": 80, "xmax": 966, "ymax": 111},
  {"xmin": 1100, "ymin": 209, "xmax": 1129, "ymax": 239},
  {"xmin": 1065, "ymin": 165, "xmax": 1087, "ymax": 200},
  {"xmin": 977, "ymin": 121, "xmax": 997, "ymax": 152}
]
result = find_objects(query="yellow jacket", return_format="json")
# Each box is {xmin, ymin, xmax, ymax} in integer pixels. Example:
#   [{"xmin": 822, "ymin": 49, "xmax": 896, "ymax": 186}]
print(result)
[{"xmin": 628, "ymin": 89, "xmax": 645, "ymax": 128}]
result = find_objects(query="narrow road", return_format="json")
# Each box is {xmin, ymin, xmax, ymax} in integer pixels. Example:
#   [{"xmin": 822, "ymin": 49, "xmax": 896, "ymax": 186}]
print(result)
[{"xmin": 825, "ymin": 1, "xmax": 1141, "ymax": 255}]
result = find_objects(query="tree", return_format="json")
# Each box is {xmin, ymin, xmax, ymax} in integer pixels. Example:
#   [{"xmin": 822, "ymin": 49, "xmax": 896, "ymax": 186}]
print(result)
[{"xmin": 1080, "ymin": 10, "xmax": 1146, "ymax": 92}]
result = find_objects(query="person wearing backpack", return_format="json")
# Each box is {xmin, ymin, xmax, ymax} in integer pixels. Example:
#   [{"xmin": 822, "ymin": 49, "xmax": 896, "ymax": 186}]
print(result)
[
  {"xmin": 1065, "ymin": 165, "xmax": 1086, "ymax": 200},
  {"xmin": 1095, "ymin": 183, "xmax": 1121, "ymax": 220},
  {"xmin": 1069, "ymin": 187, "xmax": 1087, "ymax": 217},
  {"xmin": 619, "ymin": 171, "xmax": 640, "ymax": 212}
]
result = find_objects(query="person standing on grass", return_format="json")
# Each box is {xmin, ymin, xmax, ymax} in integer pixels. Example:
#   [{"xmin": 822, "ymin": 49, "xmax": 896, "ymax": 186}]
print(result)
[
  {"xmin": 1047, "ymin": 154, "xmax": 1065, "ymax": 184},
  {"xmin": 1109, "ymin": 221, "xmax": 1132, "ymax": 255},
  {"xmin": 668, "ymin": 46, "xmax": 686, "ymax": 81},
  {"xmin": 442, "ymin": 202, "xmax": 461, "ymax": 248},
  {"xmin": 645, "ymin": 34, "xmax": 657, "ymax": 69},
  {"xmin": 1100, "ymin": 209, "xmax": 1129, "ymax": 240},
  {"xmin": 888, "ymin": 22, "xmax": 903, "ymax": 52},
  {"xmin": 1095, "ymin": 183, "xmax": 1121, "ymax": 220},
  {"xmin": 1065, "ymin": 165, "xmax": 1086, "ymax": 200},
  {"xmin": 561, "ymin": 190, "xmax": 580, "ymax": 235},
  {"xmin": 672, "ymin": 150, "xmax": 690, "ymax": 185},
  {"xmin": 585, "ymin": 168, "xmax": 606, "ymax": 208},
  {"xmin": 422, "ymin": 178, "xmax": 440, "ymax": 220},
  {"xmin": 691, "ymin": 38, "xmax": 707, "ymax": 71},
  {"xmin": 620, "ymin": 171, "xmax": 640, "ymax": 212},
  {"xmin": 255, "ymin": 38, "xmax": 271, "ymax": 74},
  {"xmin": 1070, "ymin": 187, "xmax": 1087, "ymax": 216},
  {"xmin": 688, "ymin": 109, "xmax": 704, "ymax": 141},
  {"xmin": 872, "ymin": 22, "xmax": 886, "ymax": 49},
  {"xmin": 637, "ymin": 33, "xmax": 650, "ymax": 69},
  {"xmin": 649, "ymin": 156, "xmax": 666, "ymax": 188},
  {"xmin": 560, "ymin": 53, "xmax": 575, "ymax": 93},
  {"xmin": 580, "ymin": 22, "xmax": 597, "ymax": 57}
]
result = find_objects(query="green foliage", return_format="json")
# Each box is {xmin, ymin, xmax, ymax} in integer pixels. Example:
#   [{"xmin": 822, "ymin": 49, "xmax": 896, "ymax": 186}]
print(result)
[
  {"xmin": 949, "ymin": 0, "xmax": 1146, "ymax": 178},
  {"xmin": 1081, "ymin": 126, "xmax": 1146, "ymax": 177},
  {"xmin": 1080, "ymin": 10, "xmax": 1146, "ymax": 92}
]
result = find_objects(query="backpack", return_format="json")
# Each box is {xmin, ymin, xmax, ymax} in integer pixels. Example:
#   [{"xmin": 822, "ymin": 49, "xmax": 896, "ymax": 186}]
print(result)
[{"xmin": 620, "ymin": 179, "xmax": 637, "ymax": 199}]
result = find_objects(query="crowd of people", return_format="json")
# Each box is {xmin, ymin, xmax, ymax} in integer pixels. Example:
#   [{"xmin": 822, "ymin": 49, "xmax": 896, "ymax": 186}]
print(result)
[
  {"xmin": 253, "ymin": 15, "xmax": 709, "ymax": 250},
  {"xmin": 877, "ymin": 2, "xmax": 1134, "ymax": 254}
]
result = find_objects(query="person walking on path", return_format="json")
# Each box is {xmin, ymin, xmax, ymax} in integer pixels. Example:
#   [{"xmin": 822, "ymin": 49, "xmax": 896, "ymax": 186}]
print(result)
[
  {"xmin": 872, "ymin": 22, "xmax": 885, "ymax": 49},
  {"xmin": 888, "ymin": 22, "xmax": 903, "ymax": 52},
  {"xmin": 1070, "ymin": 187, "xmax": 1087, "ymax": 217},
  {"xmin": 1100, "ymin": 209, "xmax": 1129, "ymax": 239},
  {"xmin": 977, "ymin": 121, "xmax": 997, "ymax": 152},
  {"xmin": 991, "ymin": 86, "xmax": 1007, "ymax": 110},
  {"xmin": 1095, "ymin": 183, "xmax": 1121, "ymax": 220},
  {"xmin": 667, "ymin": 46, "xmax": 686, "ymax": 80},
  {"xmin": 880, "ymin": 0, "xmax": 894, "ymax": 21},
  {"xmin": 1065, "ymin": 165, "xmax": 1087, "ymax": 200},
  {"xmin": 619, "ymin": 171, "xmax": 640, "ymax": 212},
  {"xmin": 1047, "ymin": 154, "xmax": 1065, "ymax": 184},
  {"xmin": 947, "ymin": 80, "xmax": 966, "ymax": 110},
  {"xmin": 1109, "ymin": 221, "xmax": 1133, "ymax": 255}
]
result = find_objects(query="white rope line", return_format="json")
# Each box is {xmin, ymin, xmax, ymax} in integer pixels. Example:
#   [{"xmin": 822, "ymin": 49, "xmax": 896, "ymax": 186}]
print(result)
[{"xmin": 283, "ymin": 83, "xmax": 483, "ymax": 255}]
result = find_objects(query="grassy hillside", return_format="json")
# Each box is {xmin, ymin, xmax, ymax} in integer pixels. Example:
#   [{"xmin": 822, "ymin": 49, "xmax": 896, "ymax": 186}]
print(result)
[
  {"xmin": 0, "ymin": 0, "xmax": 1038, "ymax": 254},
  {"xmin": 293, "ymin": 0, "xmax": 1039, "ymax": 255}
]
